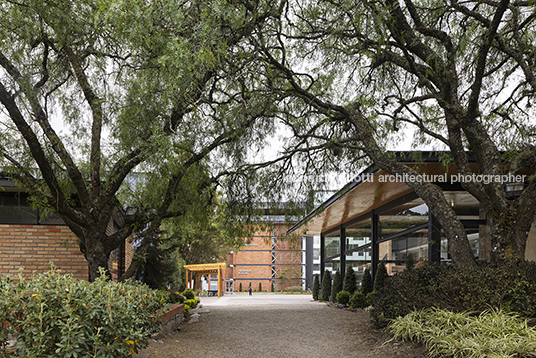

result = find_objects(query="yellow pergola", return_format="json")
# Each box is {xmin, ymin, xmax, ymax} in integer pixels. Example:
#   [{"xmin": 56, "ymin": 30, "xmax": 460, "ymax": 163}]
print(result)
[{"xmin": 183, "ymin": 263, "xmax": 226, "ymax": 298}]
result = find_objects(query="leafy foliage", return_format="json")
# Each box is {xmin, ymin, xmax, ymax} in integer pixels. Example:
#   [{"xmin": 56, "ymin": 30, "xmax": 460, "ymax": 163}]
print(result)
[
  {"xmin": 389, "ymin": 308, "xmax": 536, "ymax": 358},
  {"xmin": 330, "ymin": 270, "xmax": 342, "ymax": 302},
  {"xmin": 343, "ymin": 266, "xmax": 357, "ymax": 294},
  {"xmin": 320, "ymin": 270, "xmax": 332, "ymax": 302},
  {"xmin": 373, "ymin": 262, "xmax": 388, "ymax": 292},
  {"xmin": 312, "ymin": 274, "xmax": 320, "ymax": 301},
  {"xmin": 0, "ymin": 267, "xmax": 166, "ymax": 357},
  {"xmin": 336, "ymin": 290, "xmax": 350, "ymax": 305},
  {"xmin": 361, "ymin": 267, "xmax": 373, "ymax": 295},
  {"xmin": 371, "ymin": 261, "xmax": 536, "ymax": 328}
]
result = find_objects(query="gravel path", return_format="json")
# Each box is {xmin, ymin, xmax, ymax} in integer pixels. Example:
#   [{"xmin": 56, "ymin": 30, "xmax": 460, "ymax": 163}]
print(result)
[{"xmin": 140, "ymin": 293, "xmax": 426, "ymax": 358}]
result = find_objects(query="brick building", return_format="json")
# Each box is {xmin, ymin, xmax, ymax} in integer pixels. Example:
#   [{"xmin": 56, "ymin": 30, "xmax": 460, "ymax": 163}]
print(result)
[
  {"xmin": 0, "ymin": 178, "xmax": 133, "ymax": 281},
  {"xmin": 222, "ymin": 214, "xmax": 309, "ymax": 292}
]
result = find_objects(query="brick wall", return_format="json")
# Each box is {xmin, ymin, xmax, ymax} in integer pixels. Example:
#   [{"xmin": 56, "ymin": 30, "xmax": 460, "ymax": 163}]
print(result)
[{"xmin": 0, "ymin": 224, "xmax": 88, "ymax": 280}]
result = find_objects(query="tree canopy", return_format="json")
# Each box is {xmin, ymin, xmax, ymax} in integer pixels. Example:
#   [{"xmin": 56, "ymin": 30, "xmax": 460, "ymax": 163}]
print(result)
[
  {"xmin": 0, "ymin": 0, "xmax": 279, "ymax": 280},
  {"xmin": 241, "ymin": 0, "xmax": 536, "ymax": 265}
]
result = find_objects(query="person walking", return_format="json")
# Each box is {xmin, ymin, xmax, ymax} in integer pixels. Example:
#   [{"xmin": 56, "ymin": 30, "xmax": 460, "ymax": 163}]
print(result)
[{"xmin": 248, "ymin": 286, "xmax": 252, "ymax": 296}]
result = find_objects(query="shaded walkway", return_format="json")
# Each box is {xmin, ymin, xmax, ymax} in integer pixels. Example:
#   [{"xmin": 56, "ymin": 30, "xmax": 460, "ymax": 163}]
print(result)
[{"xmin": 141, "ymin": 293, "xmax": 426, "ymax": 358}]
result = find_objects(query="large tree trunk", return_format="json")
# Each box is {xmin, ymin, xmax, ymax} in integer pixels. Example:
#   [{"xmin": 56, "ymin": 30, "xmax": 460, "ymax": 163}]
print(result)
[{"xmin": 84, "ymin": 235, "xmax": 112, "ymax": 281}]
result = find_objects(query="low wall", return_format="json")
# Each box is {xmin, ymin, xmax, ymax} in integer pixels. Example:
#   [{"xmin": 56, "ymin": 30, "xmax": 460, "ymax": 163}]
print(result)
[{"xmin": 154, "ymin": 303, "xmax": 185, "ymax": 339}]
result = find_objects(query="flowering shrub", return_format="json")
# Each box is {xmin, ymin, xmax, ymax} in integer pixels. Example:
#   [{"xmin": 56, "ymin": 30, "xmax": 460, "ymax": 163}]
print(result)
[{"xmin": 0, "ymin": 267, "xmax": 167, "ymax": 357}]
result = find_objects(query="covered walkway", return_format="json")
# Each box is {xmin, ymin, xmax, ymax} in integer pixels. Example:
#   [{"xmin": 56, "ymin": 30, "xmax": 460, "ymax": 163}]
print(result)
[{"xmin": 184, "ymin": 263, "xmax": 226, "ymax": 298}]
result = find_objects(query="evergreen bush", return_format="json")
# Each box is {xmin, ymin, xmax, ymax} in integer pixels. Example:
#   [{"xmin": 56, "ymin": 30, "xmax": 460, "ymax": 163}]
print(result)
[
  {"xmin": 373, "ymin": 261, "xmax": 389, "ymax": 292},
  {"xmin": 371, "ymin": 261, "xmax": 536, "ymax": 328},
  {"xmin": 349, "ymin": 291, "xmax": 367, "ymax": 309},
  {"xmin": 330, "ymin": 270, "xmax": 342, "ymax": 302},
  {"xmin": 336, "ymin": 290, "xmax": 351, "ymax": 305},
  {"xmin": 320, "ymin": 270, "xmax": 332, "ymax": 301},
  {"xmin": 405, "ymin": 253, "xmax": 416, "ymax": 271},
  {"xmin": 259, "ymin": 282, "xmax": 262, "ymax": 292},
  {"xmin": 183, "ymin": 288, "xmax": 196, "ymax": 300},
  {"xmin": 343, "ymin": 266, "xmax": 357, "ymax": 294},
  {"xmin": 361, "ymin": 267, "xmax": 373, "ymax": 295},
  {"xmin": 239, "ymin": 282, "xmax": 243, "ymax": 292},
  {"xmin": 0, "ymin": 267, "xmax": 166, "ymax": 357},
  {"xmin": 312, "ymin": 274, "xmax": 320, "ymax": 300}
]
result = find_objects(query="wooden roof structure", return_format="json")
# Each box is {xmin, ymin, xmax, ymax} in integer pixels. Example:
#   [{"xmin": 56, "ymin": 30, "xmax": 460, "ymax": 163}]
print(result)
[{"xmin": 184, "ymin": 263, "xmax": 226, "ymax": 298}]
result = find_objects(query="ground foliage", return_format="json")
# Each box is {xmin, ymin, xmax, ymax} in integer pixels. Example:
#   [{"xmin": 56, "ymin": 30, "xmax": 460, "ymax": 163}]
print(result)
[
  {"xmin": 0, "ymin": 267, "xmax": 166, "ymax": 357},
  {"xmin": 330, "ymin": 270, "xmax": 342, "ymax": 302},
  {"xmin": 371, "ymin": 261, "xmax": 536, "ymax": 328},
  {"xmin": 389, "ymin": 308, "xmax": 536, "ymax": 358},
  {"xmin": 320, "ymin": 270, "xmax": 332, "ymax": 302}
]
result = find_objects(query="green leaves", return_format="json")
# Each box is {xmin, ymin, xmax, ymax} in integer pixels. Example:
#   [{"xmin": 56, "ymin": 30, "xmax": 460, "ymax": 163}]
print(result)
[{"xmin": 0, "ymin": 266, "xmax": 166, "ymax": 358}]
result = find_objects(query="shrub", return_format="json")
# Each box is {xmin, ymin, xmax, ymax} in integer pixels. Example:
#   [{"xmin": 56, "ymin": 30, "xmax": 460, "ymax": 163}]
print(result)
[
  {"xmin": 373, "ymin": 261, "xmax": 388, "ymax": 292},
  {"xmin": 371, "ymin": 261, "xmax": 536, "ymax": 328},
  {"xmin": 284, "ymin": 286, "xmax": 302, "ymax": 292},
  {"xmin": 169, "ymin": 291, "xmax": 185, "ymax": 304},
  {"xmin": 239, "ymin": 282, "xmax": 243, "ymax": 292},
  {"xmin": 349, "ymin": 291, "xmax": 368, "ymax": 309},
  {"xmin": 336, "ymin": 290, "xmax": 351, "ymax": 305},
  {"xmin": 330, "ymin": 270, "xmax": 342, "ymax": 302},
  {"xmin": 259, "ymin": 282, "xmax": 262, "ymax": 292},
  {"xmin": 0, "ymin": 267, "xmax": 166, "ymax": 357},
  {"xmin": 312, "ymin": 274, "xmax": 320, "ymax": 300},
  {"xmin": 389, "ymin": 308, "xmax": 536, "ymax": 358},
  {"xmin": 271, "ymin": 281, "xmax": 275, "ymax": 292},
  {"xmin": 343, "ymin": 266, "xmax": 357, "ymax": 294},
  {"xmin": 182, "ymin": 288, "xmax": 195, "ymax": 300},
  {"xmin": 361, "ymin": 267, "xmax": 373, "ymax": 295},
  {"xmin": 405, "ymin": 253, "xmax": 415, "ymax": 272},
  {"xmin": 320, "ymin": 270, "xmax": 332, "ymax": 302}
]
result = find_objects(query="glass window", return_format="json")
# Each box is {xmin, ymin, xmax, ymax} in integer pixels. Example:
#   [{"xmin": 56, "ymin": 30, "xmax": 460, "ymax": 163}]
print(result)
[
  {"xmin": 379, "ymin": 199, "xmax": 428, "ymax": 239},
  {"xmin": 378, "ymin": 228, "xmax": 428, "ymax": 267},
  {"xmin": 324, "ymin": 260, "xmax": 340, "ymax": 274},
  {"xmin": 324, "ymin": 231, "xmax": 341, "ymax": 258},
  {"xmin": 345, "ymin": 219, "xmax": 371, "ymax": 251}
]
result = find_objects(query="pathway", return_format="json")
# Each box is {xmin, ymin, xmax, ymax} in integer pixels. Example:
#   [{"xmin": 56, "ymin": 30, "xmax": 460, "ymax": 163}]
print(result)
[{"xmin": 140, "ymin": 293, "xmax": 426, "ymax": 358}]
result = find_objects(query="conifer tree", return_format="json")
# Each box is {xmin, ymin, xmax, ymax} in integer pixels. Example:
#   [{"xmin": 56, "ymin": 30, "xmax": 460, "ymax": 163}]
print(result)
[
  {"xmin": 320, "ymin": 270, "xmax": 332, "ymax": 302},
  {"xmin": 343, "ymin": 266, "xmax": 357, "ymax": 294},
  {"xmin": 361, "ymin": 267, "xmax": 373, "ymax": 295},
  {"xmin": 312, "ymin": 274, "xmax": 320, "ymax": 301},
  {"xmin": 330, "ymin": 270, "xmax": 342, "ymax": 302},
  {"xmin": 373, "ymin": 262, "xmax": 389, "ymax": 292}
]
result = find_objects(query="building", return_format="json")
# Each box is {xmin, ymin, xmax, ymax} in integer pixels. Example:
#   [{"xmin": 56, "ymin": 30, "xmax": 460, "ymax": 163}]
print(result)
[
  {"xmin": 219, "ymin": 205, "xmax": 314, "ymax": 292},
  {"xmin": 0, "ymin": 178, "xmax": 133, "ymax": 281},
  {"xmin": 288, "ymin": 152, "xmax": 536, "ymax": 283}
]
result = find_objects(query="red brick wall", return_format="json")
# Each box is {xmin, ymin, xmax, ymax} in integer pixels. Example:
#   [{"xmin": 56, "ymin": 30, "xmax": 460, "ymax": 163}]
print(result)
[
  {"xmin": 226, "ymin": 224, "xmax": 303, "ymax": 292},
  {"xmin": 0, "ymin": 224, "xmax": 88, "ymax": 280}
]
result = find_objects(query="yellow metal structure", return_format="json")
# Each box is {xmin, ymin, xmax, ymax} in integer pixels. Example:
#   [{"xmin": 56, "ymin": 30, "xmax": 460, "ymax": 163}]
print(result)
[{"xmin": 183, "ymin": 263, "xmax": 226, "ymax": 298}]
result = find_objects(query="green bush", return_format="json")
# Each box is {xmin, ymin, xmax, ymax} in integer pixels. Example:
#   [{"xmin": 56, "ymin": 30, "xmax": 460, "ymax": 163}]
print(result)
[
  {"xmin": 330, "ymin": 270, "xmax": 342, "ymax": 302},
  {"xmin": 371, "ymin": 261, "xmax": 536, "ymax": 328},
  {"xmin": 349, "ymin": 291, "xmax": 367, "ymax": 309},
  {"xmin": 389, "ymin": 308, "xmax": 536, "ymax": 358},
  {"xmin": 312, "ymin": 274, "xmax": 320, "ymax": 301},
  {"xmin": 405, "ymin": 253, "xmax": 415, "ymax": 271},
  {"xmin": 184, "ymin": 298, "xmax": 197, "ymax": 308},
  {"xmin": 336, "ymin": 290, "xmax": 351, "ymax": 305},
  {"xmin": 284, "ymin": 286, "xmax": 302, "ymax": 292},
  {"xmin": 361, "ymin": 267, "xmax": 373, "ymax": 295},
  {"xmin": 259, "ymin": 282, "xmax": 262, "ymax": 292},
  {"xmin": 0, "ymin": 267, "xmax": 166, "ymax": 357},
  {"xmin": 169, "ymin": 291, "xmax": 185, "ymax": 304},
  {"xmin": 343, "ymin": 266, "xmax": 357, "ymax": 294},
  {"xmin": 320, "ymin": 270, "xmax": 332, "ymax": 302},
  {"xmin": 182, "ymin": 288, "xmax": 195, "ymax": 300},
  {"xmin": 239, "ymin": 282, "xmax": 243, "ymax": 292},
  {"xmin": 373, "ymin": 261, "xmax": 388, "ymax": 292}
]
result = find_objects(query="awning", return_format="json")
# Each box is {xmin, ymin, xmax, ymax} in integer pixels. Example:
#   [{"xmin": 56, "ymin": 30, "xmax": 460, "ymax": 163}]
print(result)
[{"xmin": 183, "ymin": 263, "xmax": 227, "ymax": 298}]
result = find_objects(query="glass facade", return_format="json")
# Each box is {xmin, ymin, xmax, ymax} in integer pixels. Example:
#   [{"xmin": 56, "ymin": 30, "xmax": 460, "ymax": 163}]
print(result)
[{"xmin": 320, "ymin": 190, "xmax": 483, "ymax": 280}]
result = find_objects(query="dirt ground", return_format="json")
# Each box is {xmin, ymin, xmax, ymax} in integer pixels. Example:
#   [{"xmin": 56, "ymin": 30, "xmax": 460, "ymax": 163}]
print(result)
[{"xmin": 139, "ymin": 299, "xmax": 427, "ymax": 358}]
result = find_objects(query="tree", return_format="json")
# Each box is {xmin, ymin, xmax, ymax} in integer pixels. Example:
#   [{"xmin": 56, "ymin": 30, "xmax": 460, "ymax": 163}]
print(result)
[
  {"xmin": 343, "ymin": 266, "xmax": 357, "ymax": 294},
  {"xmin": 361, "ymin": 268, "xmax": 373, "ymax": 296},
  {"xmin": 247, "ymin": 0, "xmax": 536, "ymax": 266},
  {"xmin": 0, "ymin": 0, "xmax": 275, "ymax": 280},
  {"xmin": 374, "ymin": 262, "xmax": 389, "ymax": 292},
  {"xmin": 320, "ymin": 270, "xmax": 332, "ymax": 301},
  {"xmin": 330, "ymin": 270, "xmax": 342, "ymax": 302},
  {"xmin": 312, "ymin": 274, "xmax": 320, "ymax": 300}
]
